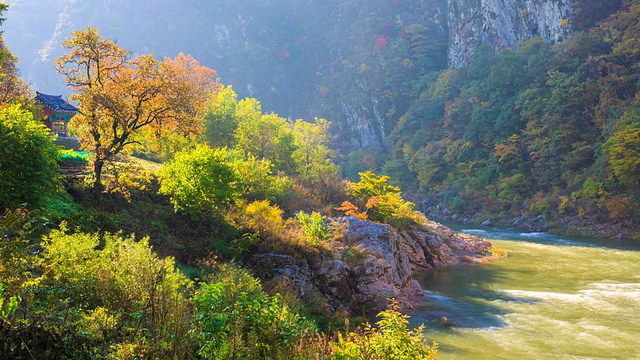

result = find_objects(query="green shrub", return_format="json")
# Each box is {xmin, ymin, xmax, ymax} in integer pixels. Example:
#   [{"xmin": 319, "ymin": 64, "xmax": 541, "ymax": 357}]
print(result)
[
  {"xmin": 194, "ymin": 264, "xmax": 314, "ymax": 359},
  {"xmin": 451, "ymin": 196, "xmax": 467, "ymax": 212},
  {"xmin": 32, "ymin": 228, "xmax": 196, "ymax": 358},
  {"xmin": 158, "ymin": 144, "xmax": 240, "ymax": 217},
  {"xmin": 331, "ymin": 299, "xmax": 438, "ymax": 360},
  {"xmin": 0, "ymin": 105, "xmax": 62, "ymax": 210},
  {"xmin": 295, "ymin": 211, "xmax": 333, "ymax": 246}
]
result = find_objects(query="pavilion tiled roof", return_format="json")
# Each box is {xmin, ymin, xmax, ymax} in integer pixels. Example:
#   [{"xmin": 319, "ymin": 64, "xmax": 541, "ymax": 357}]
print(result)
[{"xmin": 35, "ymin": 91, "xmax": 78, "ymax": 114}]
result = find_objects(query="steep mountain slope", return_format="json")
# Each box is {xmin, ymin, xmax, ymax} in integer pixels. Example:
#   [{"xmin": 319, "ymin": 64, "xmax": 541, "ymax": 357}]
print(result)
[
  {"xmin": 5, "ymin": 0, "xmax": 577, "ymax": 152},
  {"xmin": 385, "ymin": 2, "xmax": 640, "ymax": 237},
  {"xmin": 447, "ymin": 0, "xmax": 573, "ymax": 67}
]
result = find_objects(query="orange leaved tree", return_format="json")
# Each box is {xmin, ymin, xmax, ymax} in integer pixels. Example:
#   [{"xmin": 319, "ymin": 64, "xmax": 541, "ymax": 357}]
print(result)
[{"xmin": 56, "ymin": 27, "xmax": 219, "ymax": 192}]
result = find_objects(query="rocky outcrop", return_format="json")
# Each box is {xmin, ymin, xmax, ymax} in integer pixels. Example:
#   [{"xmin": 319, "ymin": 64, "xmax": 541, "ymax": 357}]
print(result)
[
  {"xmin": 448, "ymin": 0, "xmax": 573, "ymax": 67},
  {"xmin": 249, "ymin": 216, "xmax": 493, "ymax": 313}
]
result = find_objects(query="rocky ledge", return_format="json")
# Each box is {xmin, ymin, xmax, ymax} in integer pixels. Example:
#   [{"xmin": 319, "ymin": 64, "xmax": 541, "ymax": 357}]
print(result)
[{"xmin": 249, "ymin": 216, "xmax": 494, "ymax": 314}]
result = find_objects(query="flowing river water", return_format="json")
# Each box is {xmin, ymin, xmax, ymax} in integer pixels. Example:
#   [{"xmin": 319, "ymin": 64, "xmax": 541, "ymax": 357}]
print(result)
[{"xmin": 410, "ymin": 224, "xmax": 640, "ymax": 359}]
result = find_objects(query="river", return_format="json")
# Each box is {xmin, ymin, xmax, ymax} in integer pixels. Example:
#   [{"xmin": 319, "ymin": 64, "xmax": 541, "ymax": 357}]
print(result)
[{"xmin": 410, "ymin": 224, "xmax": 640, "ymax": 359}]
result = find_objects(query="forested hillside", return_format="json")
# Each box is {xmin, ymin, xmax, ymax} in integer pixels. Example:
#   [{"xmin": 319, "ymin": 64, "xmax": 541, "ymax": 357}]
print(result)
[
  {"xmin": 4, "ymin": 0, "xmax": 581, "ymax": 152},
  {"xmin": 382, "ymin": 2, "xmax": 640, "ymax": 235},
  {"xmin": 2, "ymin": 1, "xmax": 640, "ymax": 358}
]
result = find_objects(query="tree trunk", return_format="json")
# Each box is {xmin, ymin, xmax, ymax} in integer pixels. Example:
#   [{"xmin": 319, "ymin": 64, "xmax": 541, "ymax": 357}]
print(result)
[{"xmin": 93, "ymin": 158, "xmax": 105, "ymax": 194}]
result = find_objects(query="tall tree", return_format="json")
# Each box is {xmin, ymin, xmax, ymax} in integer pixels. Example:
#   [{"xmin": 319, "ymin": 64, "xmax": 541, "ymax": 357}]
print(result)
[
  {"xmin": 290, "ymin": 117, "xmax": 338, "ymax": 182},
  {"xmin": 203, "ymin": 85, "xmax": 240, "ymax": 149},
  {"xmin": 235, "ymin": 112, "xmax": 297, "ymax": 174},
  {"xmin": 56, "ymin": 27, "xmax": 219, "ymax": 192}
]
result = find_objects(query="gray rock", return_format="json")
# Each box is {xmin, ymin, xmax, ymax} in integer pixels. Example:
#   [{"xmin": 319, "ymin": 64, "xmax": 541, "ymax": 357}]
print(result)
[
  {"xmin": 448, "ymin": 0, "xmax": 573, "ymax": 67},
  {"xmin": 481, "ymin": 219, "xmax": 493, "ymax": 226},
  {"xmin": 423, "ymin": 198, "xmax": 435, "ymax": 209}
]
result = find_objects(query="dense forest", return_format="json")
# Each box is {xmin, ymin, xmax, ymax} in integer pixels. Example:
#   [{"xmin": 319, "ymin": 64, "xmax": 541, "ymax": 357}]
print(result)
[
  {"xmin": 2, "ymin": 0, "xmax": 640, "ymax": 358},
  {"xmin": 380, "ymin": 1, "xmax": 640, "ymax": 235}
]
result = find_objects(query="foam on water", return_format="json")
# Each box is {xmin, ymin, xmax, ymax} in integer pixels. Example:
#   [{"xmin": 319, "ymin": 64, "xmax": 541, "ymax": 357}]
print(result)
[
  {"xmin": 499, "ymin": 283, "xmax": 640, "ymax": 312},
  {"xmin": 517, "ymin": 232, "xmax": 547, "ymax": 238},
  {"xmin": 460, "ymin": 229, "xmax": 488, "ymax": 236}
]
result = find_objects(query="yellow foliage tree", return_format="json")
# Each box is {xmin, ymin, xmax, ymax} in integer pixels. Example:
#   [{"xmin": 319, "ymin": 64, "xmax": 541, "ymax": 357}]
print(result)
[{"xmin": 56, "ymin": 27, "xmax": 219, "ymax": 192}]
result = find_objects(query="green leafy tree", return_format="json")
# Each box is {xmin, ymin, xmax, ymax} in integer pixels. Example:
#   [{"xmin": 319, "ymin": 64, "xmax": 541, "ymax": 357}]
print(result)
[
  {"xmin": 290, "ymin": 117, "xmax": 338, "ymax": 182},
  {"xmin": 227, "ymin": 149, "xmax": 290, "ymax": 202},
  {"xmin": 603, "ymin": 122, "xmax": 640, "ymax": 188},
  {"xmin": 348, "ymin": 171, "xmax": 402, "ymax": 207},
  {"xmin": 204, "ymin": 85, "xmax": 240, "ymax": 149},
  {"xmin": 0, "ymin": 105, "xmax": 61, "ymax": 210},
  {"xmin": 236, "ymin": 112, "xmax": 297, "ymax": 174},
  {"xmin": 158, "ymin": 144, "xmax": 240, "ymax": 216}
]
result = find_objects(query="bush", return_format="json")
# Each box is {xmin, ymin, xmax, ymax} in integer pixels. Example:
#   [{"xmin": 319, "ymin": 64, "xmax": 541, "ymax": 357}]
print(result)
[
  {"xmin": 332, "ymin": 299, "xmax": 438, "ymax": 360},
  {"xmin": 295, "ymin": 211, "xmax": 334, "ymax": 246},
  {"xmin": 228, "ymin": 150, "xmax": 291, "ymax": 202},
  {"xmin": 0, "ymin": 105, "xmax": 61, "ymax": 210},
  {"xmin": 194, "ymin": 264, "xmax": 314, "ymax": 359},
  {"xmin": 343, "ymin": 171, "xmax": 426, "ymax": 227},
  {"xmin": 158, "ymin": 144, "xmax": 240, "ymax": 217},
  {"xmin": 31, "ymin": 228, "xmax": 196, "ymax": 358},
  {"xmin": 241, "ymin": 200, "xmax": 285, "ymax": 240}
]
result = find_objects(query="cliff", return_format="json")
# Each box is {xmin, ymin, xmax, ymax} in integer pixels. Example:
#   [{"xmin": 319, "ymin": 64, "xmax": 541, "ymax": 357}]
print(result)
[{"xmin": 448, "ymin": 0, "xmax": 574, "ymax": 67}]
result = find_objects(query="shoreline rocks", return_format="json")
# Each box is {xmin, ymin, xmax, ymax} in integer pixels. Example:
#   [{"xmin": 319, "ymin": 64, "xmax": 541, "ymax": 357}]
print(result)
[{"xmin": 249, "ymin": 216, "xmax": 494, "ymax": 314}]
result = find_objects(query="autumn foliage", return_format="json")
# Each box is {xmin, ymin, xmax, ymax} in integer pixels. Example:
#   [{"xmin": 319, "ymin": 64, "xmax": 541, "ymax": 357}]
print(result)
[{"xmin": 56, "ymin": 27, "xmax": 219, "ymax": 191}]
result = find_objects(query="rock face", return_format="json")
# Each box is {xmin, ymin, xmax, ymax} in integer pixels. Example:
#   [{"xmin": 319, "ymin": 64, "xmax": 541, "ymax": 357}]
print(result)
[
  {"xmin": 447, "ymin": 0, "xmax": 573, "ymax": 67},
  {"xmin": 250, "ymin": 216, "xmax": 493, "ymax": 313}
]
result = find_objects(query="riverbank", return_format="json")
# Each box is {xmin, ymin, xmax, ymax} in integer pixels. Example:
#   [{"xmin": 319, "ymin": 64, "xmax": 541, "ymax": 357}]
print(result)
[{"xmin": 423, "ymin": 204, "xmax": 640, "ymax": 241}]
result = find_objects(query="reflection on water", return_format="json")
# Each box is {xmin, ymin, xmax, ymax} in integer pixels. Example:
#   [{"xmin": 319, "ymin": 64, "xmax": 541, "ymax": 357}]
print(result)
[{"xmin": 411, "ymin": 224, "xmax": 640, "ymax": 359}]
